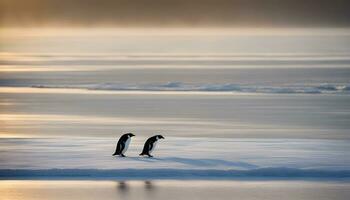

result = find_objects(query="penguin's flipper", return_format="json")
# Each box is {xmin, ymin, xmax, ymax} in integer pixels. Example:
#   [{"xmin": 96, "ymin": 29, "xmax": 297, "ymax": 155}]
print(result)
[
  {"xmin": 112, "ymin": 147, "xmax": 119, "ymax": 156},
  {"xmin": 113, "ymin": 142, "xmax": 125, "ymax": 156},
  {"xmin": 149, "ymin": 143, "xmax": 153, "ymax": 151},
  {"xmin": 139, "ymin": 142, "xmax": 148, "ymax": 156}
]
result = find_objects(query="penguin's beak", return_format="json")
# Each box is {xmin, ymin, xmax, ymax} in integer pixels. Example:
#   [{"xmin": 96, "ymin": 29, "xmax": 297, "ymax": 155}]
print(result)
[
  {"xmin": 130, "ymin": 133, "xmax": 135, "ymax": 137},
  {"xmin": 159, "ymin": 135, "xmax": 164, "ymax": 139}
]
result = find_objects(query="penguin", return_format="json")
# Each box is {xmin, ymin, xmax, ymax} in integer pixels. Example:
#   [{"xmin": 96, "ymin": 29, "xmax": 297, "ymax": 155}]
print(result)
[
  {"xmin": 113, "ymin": 133, "xmax": 135, "ymax": 157},
  {"xmin": 140, "ymin": 135, "xmax": 164, "ymax": 157}
]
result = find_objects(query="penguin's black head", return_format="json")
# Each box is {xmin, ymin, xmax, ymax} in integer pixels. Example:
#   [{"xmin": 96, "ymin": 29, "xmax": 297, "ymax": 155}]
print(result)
[
  {"xmin": 157, "ymin": 135, "xmax": 164, "ymax": 139},
  {"xmin": 127, "ymin": 133, "xmax": 135, "ymax": 137}
]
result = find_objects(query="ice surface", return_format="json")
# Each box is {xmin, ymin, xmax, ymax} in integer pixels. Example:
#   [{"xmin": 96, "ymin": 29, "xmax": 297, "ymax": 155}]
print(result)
[{"xmin": 1, "ymin": 137, "xmax": 349, "ymax": 179}]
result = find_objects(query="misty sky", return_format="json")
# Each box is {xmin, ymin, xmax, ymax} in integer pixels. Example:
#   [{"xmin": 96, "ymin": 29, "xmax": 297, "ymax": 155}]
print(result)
[{"xmin": 1, "ymin": 0, "xmax": 350, "ymax": 27}]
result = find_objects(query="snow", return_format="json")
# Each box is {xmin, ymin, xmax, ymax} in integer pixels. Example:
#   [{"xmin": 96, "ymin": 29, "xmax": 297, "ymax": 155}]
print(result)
[{"xmin": 1, "ymin": 137, "xmax": 349, "ymax": 179}]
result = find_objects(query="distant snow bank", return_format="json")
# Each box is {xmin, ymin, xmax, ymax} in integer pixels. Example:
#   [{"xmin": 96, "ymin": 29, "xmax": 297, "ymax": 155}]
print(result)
[
  {"xmin": 1, "ymin": 82, "xmax": 344, "ymax": 94},
  {"xmin": 27, "ymin": 82, "xmax": 350, "ymax": 94}
]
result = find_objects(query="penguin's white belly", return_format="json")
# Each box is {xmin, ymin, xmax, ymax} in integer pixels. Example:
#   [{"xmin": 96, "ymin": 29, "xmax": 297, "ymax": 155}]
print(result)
[
  {"xmin": 149, "ymin": 141, "xmax": 158, "ymax": 153},
  {"xmin": 122, "ymin": 138, "xmax": 131, "ymax": 154}
]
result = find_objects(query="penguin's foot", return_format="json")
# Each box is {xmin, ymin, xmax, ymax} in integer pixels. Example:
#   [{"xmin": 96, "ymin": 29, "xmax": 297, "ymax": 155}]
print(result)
[
  {"xmin": 148, "ymin": 154, "xmax": 153, "ymax": 158},
  {"xmin": 120, "ymin": 154, "xmax": 126, "ymax": 157}
]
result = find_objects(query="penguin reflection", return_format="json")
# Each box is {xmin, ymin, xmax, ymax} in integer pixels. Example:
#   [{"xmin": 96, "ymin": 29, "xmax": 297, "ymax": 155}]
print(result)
[
  {"xmin": 144, "ymin": 181, "xmax": 154, "ymax": 191},
  {"xmin": 116, "ymin": 181, "xmax": 129, "ymax": 196},
  {"xmin": 144, "ymin": 180, "xmax": 156, "ymax": 198}
]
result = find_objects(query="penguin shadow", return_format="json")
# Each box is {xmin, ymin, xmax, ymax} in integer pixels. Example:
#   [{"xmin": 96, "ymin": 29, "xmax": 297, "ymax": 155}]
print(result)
[
  {"xmin": 119, "ymin": 156, "xmax": 159, "ymax": 163},
  {"xmin": 120, "ymin": 156, "xmax": 258, "ymax": 169},
  {"xmin": 161, "ymin": 157, "xmax": 259, "ymax": 169}
]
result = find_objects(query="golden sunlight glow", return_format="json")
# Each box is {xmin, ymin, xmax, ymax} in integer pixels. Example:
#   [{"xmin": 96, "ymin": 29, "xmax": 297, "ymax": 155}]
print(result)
[{"xmin": 2, "ymin": 27, "xmax": 350, "ymax": 37}]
